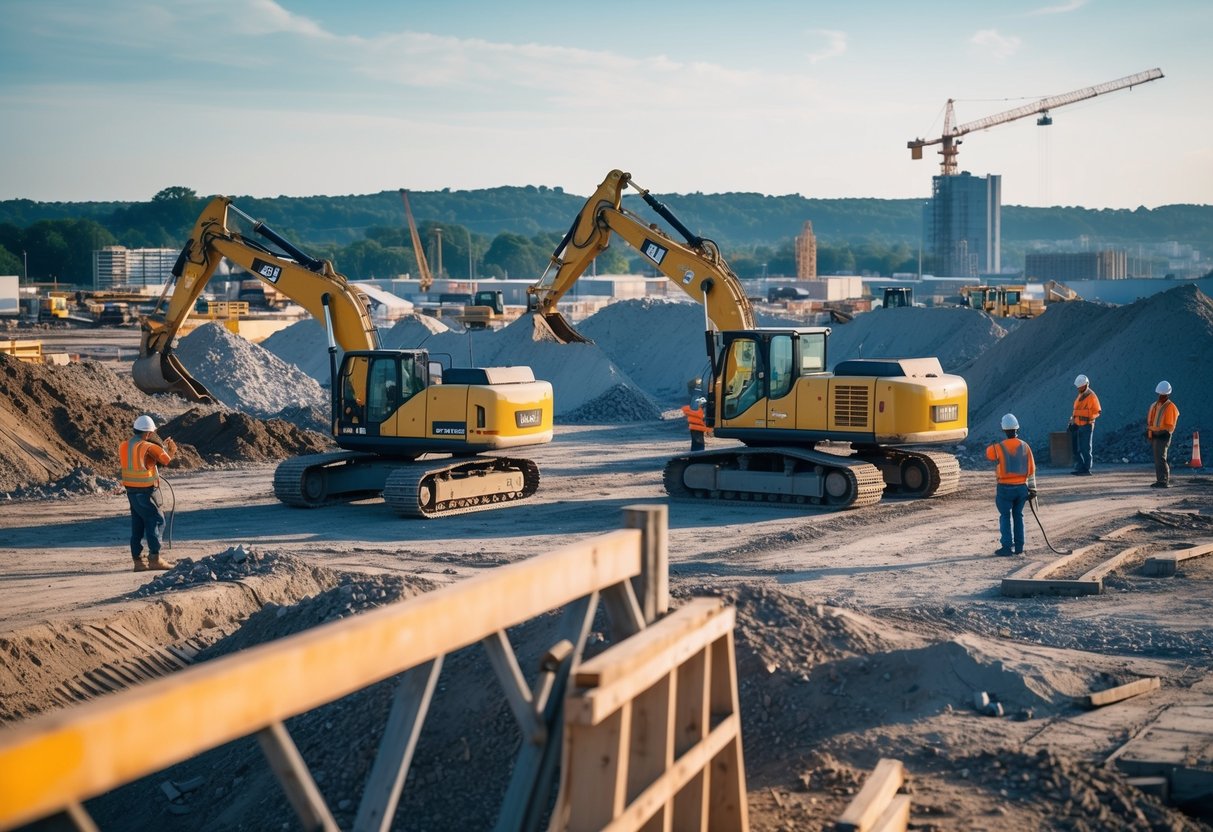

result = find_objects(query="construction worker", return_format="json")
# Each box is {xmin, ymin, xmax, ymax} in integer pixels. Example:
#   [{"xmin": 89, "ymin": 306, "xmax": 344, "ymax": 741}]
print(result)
[
  {"xmin": 1068, "ymin": 374, "xmax": 1101, "ymax": 476},
  {"xmin": 119, "ymin": 415, "xmax": 177, "ymax": 572},
  {"xmin": 986, "ymin": 413, "xmax": 1037, "ymax": 556},
  {"xmin": 681, "ymin": 396, "xmax": 709, "ymax": 452},
  {"xmin": 1146, "ymin": 381, "xmax": 1180, "ymax": 489}
]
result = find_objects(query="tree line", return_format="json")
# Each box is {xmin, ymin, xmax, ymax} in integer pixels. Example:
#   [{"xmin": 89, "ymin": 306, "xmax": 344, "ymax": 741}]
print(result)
[{"xmin": 1, "ymin": 186, "xmax": 1209, "ymax": 286}]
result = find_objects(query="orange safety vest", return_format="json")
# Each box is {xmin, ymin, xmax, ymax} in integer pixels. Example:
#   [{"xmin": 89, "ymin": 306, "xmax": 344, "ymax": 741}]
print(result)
[
  {"xmin": 680, "ymin": 405, "xmax": 708, "ymax": 434},
  {"xmin": 986, "ymin": 438, "xmax": 1035, "ymax": 485},
  {"xmin": 1147, "ymin": 399, "xmax": 1179, "ymax": 437},
  {"xmin": 119, "ymin": 436, "xmax": 170, "ymax": 488},
  {"xmin": 1072, "ymin": 389, "xmax": 1101, "ymax": 426}
]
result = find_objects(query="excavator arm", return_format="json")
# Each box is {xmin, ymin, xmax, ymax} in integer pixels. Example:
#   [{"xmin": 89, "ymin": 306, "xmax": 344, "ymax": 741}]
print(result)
[
  {"xmin": 133, "ymin": 196, "xmax": 380, "ymax": 402},
  {"xmin": 529, "ymin": 170, "xmax": 755, "ymax": 343}
]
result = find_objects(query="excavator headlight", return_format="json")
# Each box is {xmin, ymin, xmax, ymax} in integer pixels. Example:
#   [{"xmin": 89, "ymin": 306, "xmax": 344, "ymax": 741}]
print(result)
[{"xmin": 931, "ymin": 404, "xmax": 959, "ymax": 424}]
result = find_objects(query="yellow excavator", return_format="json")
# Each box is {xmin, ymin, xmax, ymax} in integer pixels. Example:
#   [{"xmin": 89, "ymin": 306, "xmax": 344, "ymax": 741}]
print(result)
[
  {"xmin": 133, "ymin": 197, "xmax": 552, "ymax": 518},
  {"xmin": 530, "ymin": 170, "xmax": 967, "ymax": 510}
]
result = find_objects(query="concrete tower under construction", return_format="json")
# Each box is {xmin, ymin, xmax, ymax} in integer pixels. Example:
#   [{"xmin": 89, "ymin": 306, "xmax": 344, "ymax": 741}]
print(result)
[{"xmin": 924, "ymin": 172, "xmax": 1001, "ymax": 277}]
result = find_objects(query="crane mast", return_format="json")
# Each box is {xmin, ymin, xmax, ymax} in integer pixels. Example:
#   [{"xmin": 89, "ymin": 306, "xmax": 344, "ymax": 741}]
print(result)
[
  {"xmin": 908, "ymin": 68, "xmax": 1163, "ymax": 176},
  {"xmin": 399, "ymin": 189, "xmax": 435, "ymax": 291}
]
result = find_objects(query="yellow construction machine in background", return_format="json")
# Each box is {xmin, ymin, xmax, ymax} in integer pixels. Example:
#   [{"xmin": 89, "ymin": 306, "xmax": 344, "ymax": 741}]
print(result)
[{"xmin": 959, "ymin": 285, "xmax": 1044, "ymax": 318}]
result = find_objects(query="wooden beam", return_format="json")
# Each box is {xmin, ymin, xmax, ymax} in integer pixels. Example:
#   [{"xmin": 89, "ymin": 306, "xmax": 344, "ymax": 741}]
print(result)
[
  {"xmin": 481, "ymin": 631, "xmax": 540, "ymax": 741},
  {"xmin": 353, "ymin": 657, "xmax": 443, "ymax": 832},
  {"xmin": 576, "ymin": 599, "xmax": 724, "ymax": 689},
  {"xmin": 0, "ymin": 529, "xmax": 642, "ymax": 830},
  {"xmin": 1144, "ymin": 541, "xmax": 1213, "ymax": 577},
  {"xmin": 256, "ymin": 721, "xmax": 338, "ymax": 832},
  {"xmin": 1000, "ymin": 578, "xmax": 1102, "ymax": 598},
  {"xmin": 1085, "ymin": 677, "xmax": 1161, "ymax": 709},
  {"xmin": 1078, "ymin": 545, "xmax": 1148, "ymax": 583},
  {"xmin": 623, "ymin": 505, "xmax": 669, "ymax": 625},
  {"xmin": 601, "ymin": 580, "xmax": 646, "ymax": 641},
  {"xmin": 869, "ymin": 794, "xmax": 910, "ymax": 832},
  {"xmin": 836, "ymin": 759, "xmax": 905, "ymax": 832}
]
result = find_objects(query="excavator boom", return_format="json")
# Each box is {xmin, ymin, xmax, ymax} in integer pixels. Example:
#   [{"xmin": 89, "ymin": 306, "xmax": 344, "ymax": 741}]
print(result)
[{"xmin": 529, "ymin": 170, "xmax": 754, "ymax": 343}]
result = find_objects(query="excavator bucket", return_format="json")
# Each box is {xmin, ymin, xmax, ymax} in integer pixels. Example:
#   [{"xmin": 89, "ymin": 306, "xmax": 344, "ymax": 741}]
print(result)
[
  {"xmin": 131, "ymin": 352, "xmax": 215, "ymax": 403},
  {"xmin": 538, "ymin": 311, "xmax": 592, "ymax": 345}
]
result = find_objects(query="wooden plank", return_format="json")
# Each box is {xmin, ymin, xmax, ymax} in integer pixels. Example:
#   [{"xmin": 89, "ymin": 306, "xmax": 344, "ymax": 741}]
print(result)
[
  {"xmin": 1000, "ymin": 578, "xmax": 1102, "ymax": 598},
  {"xmin": 625, "ymin": 672, "xmax": 674, "ymax": 825},
  {"xmin": 0, "ymin": 528, "xmax": 642, "ymax": 830},
  {"xmin": 869, "ymin": 794, "xmax": 911, "ymax": 832},
  {"xmin": 1006, "ymin": 561, "xmax": 1044, "ymax": 580},
  {"xmin": 1086, "ymin": 677, "xmax": 1161, "ymax": 709},
  {"xmin": 1078, "ymin": 545, "xmax": 1149, "ymax": 583},
  {"xmin": 256, "ymin": 721, "xmax": 338, "ymax": 832},
  {"xmin": 481, "ymin": 631, "xmax": 540, "ymax": 741},
  {"xmin": 353, "ymin": 657, "xmax": 443, "ymax": 832},
  {"xmin": 598, "ymin": 714, "xmax": 740, "ymax": 832},
  {"xmin": 706, "ymin": 633, "xmax": 747, "ymax": 832},
  {"xmin": 601, "ymin": 580, "xmax": 647, "ymax": 641},
  {"xmin": 1145, "ymin": 542, "xmax": 1213, "ymax": 577},
  {"xmin": 624, "ymin": 505, "xmax": 669, "ymax": 625},
  {"xmin": 576, "ymin": 599, "xmax": 724, "ymax": 688},
  {"xmin": 1031, "ymin": 542, "xmax": 1102, "ymax": 580},
  {"xmin": 836, "ymin": 759, "xmax": 905, "ymax": 832},
  {"xmin": 671, "ymin": 648, "xmax": 709, "ymax": 829},
  {"xmin": 566, "ymin": 704, "xmax": 632, "ymax": 832},
  {"xmin": 573, "ymin": 606, "xmax": 735, "ymax": 727}
]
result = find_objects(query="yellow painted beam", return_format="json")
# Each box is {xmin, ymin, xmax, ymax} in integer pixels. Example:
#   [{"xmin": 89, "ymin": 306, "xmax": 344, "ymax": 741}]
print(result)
[{"xmin": 0, "ymin": 529, "xmax": 641, "ymax": 830}]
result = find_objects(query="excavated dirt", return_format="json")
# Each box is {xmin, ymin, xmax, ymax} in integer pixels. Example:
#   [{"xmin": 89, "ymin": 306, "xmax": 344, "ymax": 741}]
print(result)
[{"xmin": 5, "ymin": 287, "xmax": 1213, "ymax": 830}]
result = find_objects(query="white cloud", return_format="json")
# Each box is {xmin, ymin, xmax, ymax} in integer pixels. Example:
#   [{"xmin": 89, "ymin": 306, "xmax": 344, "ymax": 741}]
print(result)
[
  {"xmin": 227, "ymin": 0, "xmax": 336, "ymax": 39},
  {"xmin": 1026, "ymin": 0, "xmax": 1088, "ymax": 16},
  {"xmin": 970, "ymin": 29, "xmax": 1023, "ymax": 60},
  {"xmin": 806, "ymin": 29, "xmax": 847, "ymax": 64}
]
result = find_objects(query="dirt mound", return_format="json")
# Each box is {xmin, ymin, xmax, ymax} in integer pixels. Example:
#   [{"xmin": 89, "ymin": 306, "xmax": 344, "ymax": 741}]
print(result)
[
  {"xmin": 0, "ymin": 354, "xmax": 206, "ymax": 490},
  {"xmin": 827, "ymin": 305, "xmax": 1008, "ymax": 373},
  {"xmin": 0, "ymin": 466, "xmax": 122, "ymax": 502},
  {"xmin": 160, "ymin": 410, "xmax": 333, "ymax": 464},
  {"xmin": 175, "ymin": 323, "xmax": 328, "ymax": 417},
  {"xmin": 966, "ymin": 286, "xmax": 1213, "ymax": 454}
]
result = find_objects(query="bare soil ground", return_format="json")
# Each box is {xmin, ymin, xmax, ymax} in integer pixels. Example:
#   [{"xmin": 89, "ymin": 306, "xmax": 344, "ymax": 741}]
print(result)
[{"xmin": 3, "ymin": 419, "xmax": 1213, "ymax": 830}]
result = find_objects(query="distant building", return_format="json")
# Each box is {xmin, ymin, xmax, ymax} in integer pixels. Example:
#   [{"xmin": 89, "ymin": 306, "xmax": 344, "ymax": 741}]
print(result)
[
  {"xmin": 794, "ymin": 221, "xmax": 818, "ymax": 279},
  {"xmin": 92, "ymin": 246, "xmax": 178, "ymax": 289},
  {"xmin": 1025, "ymin": 250, "xmax": 1128, "ymax": 281},
  {"xmin": 923, "ymin": 172, "xmax": 1001, "ymax": 278}
]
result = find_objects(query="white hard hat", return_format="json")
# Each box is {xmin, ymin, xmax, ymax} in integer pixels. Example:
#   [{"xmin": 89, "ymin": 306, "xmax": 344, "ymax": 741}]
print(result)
[
  {"xmin": 1156, "ymin": 380, "xmax": 1172, "ymax": 395},
  {"xmin": 1074, "ymin": 374, "xmax": 1089, "ymax": 388},
  {"xmin": 694, "ymin": 397, "xmax": 707, "ymax": 407},
  {"xmin": 1000, "ymin": 413, "xmax": 1020, "ymax": 431},
  {"xmin": 134, "ymin": 414, "xmax": 157, "ymax": 432}
]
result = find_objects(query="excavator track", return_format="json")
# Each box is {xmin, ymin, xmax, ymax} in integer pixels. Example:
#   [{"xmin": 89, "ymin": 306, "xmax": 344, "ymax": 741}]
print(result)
[
  {"xmin": 382, "ymin": 456, "xmax": 541, "ymax": 519},
  {"xmin": 854, "ymin": 447, "xmax": 961, "ymax": 499},
  {"xmin": 663, "ymin": 446, "xmax": 885, "ymax": 511},
  {"xmin": 273, "ymin": 451, "xmax": 391, "ymax": 507}
]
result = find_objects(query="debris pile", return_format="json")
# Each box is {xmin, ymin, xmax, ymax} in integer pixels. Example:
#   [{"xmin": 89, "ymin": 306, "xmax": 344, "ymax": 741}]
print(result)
[
  {"xmin": 175, "ymin": 323, "xmax": 327, "ymax": 417},
  {"xmin": 0, "ymin": 467, "xmax": 122, "ymax": 502},
  {"xmin": 159, "ymin": 410, "xmax": 332, "ymax": 465}
]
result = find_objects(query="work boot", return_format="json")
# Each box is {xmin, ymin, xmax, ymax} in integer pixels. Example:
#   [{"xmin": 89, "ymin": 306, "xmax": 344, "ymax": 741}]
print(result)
[
  {"xmin": 994, "ymin": 547, "xmax": 1013, "ymax": 557},
  {"xmin": 147, "ymin": 556, "xmax": 174, "ymax": 571},
  {"xmin": 132, "ymin": 559, "xmax": 149, "ymax": 573},
  {"xmin": 1150, "ymin": 481, "xmax": 1165, "ymax": 488}
]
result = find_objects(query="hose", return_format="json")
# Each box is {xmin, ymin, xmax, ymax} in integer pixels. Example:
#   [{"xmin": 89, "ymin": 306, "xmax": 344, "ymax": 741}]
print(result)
[
  {"xmin": 159, "ymin": 474, "xmax": 177, "ymax": 550},
  {"xmin": 1028, "ymin": 494, "xmax": 1071, "ymax": 555}
]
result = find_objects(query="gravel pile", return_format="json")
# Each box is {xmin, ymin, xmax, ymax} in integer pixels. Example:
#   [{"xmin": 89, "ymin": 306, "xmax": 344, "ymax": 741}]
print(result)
[
  {"xmin": 175, "ymin": 323, "xmax": 327, "ymax": 417},
  {"xmin": 132, "ymin": 545, "xmax": 281, "ymax": 596},
  {"xmin": 261, "ymin": 315, "xmax": 451, "ymax": 384},
  {"xmin": 826, "ymin": 305, "xmax": 1008, "ymax": 373},
  {"xmin": 0, "ymin": 467, "xmax": 122, "ymax": 502}
]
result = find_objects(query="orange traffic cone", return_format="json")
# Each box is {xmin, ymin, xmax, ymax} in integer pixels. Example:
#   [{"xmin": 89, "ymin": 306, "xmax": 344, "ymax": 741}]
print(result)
[{"xmin": 1190, "ymin": 431, "xmax": 1203, "ymax": 468}]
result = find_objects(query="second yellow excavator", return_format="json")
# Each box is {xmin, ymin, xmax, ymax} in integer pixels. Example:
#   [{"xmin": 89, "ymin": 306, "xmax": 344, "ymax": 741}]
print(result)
[
  {"xmin": 134, "ymin": 197, "xmax": 552, "ymax": 518},
  {"xmin": 530, "ymin": 170, "xmax": 967, "ymax": 510}
]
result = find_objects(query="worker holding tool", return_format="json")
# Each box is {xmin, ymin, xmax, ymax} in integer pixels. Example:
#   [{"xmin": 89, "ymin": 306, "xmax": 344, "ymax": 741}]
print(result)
[
  {"xmin": 1068, "ymin": 374, "xmax": 1101, "ymax": 475},
  {"xmin": 986, "ymin": 413, "xmax": 1037, "ymax": 556},
  {"xmin": 119, "ymin": 414, "xmax": 177, "ymax": 572},
  {"xmin": 1146, "ymin": 381, "xmax": 1180, "ymax": 489},
  {"xmin": 681, "ymin": 396, "xmax": 710, "ymax": 452}
]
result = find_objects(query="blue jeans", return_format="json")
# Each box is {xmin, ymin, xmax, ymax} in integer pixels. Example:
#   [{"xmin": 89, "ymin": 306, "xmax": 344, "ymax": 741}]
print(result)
[
  {"xmin": 995, "ymin": 483, "xmax": 1028, "ymax": 552},
  {"xmin": 1071, "ymin": 423, "xmax": 1094, "ymax": 472},
  {"xmin": 127, "ymin": 487, "xmax": 164, "ymax": 559}
]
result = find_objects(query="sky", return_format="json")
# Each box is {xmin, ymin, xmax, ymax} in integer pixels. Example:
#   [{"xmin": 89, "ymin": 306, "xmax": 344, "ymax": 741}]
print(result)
[{"xmin": 1, "ymin": 0, "xmax": 1209, "ymax": 209}]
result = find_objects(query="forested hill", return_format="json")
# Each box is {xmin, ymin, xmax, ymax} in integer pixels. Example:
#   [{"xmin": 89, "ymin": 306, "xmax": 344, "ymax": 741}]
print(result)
[{"xmin": 2, "ymin": 186, "xmax": 1209, "ymax": 250}]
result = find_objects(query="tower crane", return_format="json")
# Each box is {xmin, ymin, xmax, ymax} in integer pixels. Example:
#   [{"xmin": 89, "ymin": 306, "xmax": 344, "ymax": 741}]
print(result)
[
  {"xmin": 399, "ymin": 188, "xmax": 435, "ymax": 291},
  {"xmin": 908, "ymin": 68, "xmax": 1163, "ymax": 176}
]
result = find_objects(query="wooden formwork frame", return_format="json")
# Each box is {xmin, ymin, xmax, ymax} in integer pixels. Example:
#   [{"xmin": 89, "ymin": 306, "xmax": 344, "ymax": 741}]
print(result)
[
  {"xmin": 0, "ymin": 505, "xmax": 672, "ymax": 832},
  {"xmin": 551, "ymin": 597, "xmax": 749, "ymax": 832}
]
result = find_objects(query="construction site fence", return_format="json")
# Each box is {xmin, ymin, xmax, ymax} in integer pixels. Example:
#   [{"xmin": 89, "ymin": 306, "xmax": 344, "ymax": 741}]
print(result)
[{"xmin": 0, "ymin": 504, "xmax": 748, "ymax": 832}]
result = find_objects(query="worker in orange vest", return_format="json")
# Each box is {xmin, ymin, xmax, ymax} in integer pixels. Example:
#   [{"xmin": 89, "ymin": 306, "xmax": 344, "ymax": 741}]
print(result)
[
  {"xmin": 1068, "ymin": 374, "xmax": 1101, "ymax": 476},
  {"xmin": 119, "ymin": 415, "xmax": 177, "ymax": 572},
  {"xmin": 986, "ymin": 413, "xmax": 1037, "ymax": 556},
  {"xmin": 1146, "ymin": 381, "xmax": 1180, "ymax": 489},
  {"xmin": 681, "ymin": 396, "xmax": 710, "ymax": 452}
]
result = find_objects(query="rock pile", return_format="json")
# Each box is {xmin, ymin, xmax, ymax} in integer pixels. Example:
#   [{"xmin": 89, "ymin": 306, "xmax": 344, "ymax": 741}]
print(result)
[{"xmin": 0, "ymin": 467, "xmax": 122, "ymax": 502}]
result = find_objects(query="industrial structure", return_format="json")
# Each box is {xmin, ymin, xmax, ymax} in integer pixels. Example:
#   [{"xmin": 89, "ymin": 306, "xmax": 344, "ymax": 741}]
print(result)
[
  {"xmin": 1026, "ymin": 251, "xmax": 1129, "ymax": 282},
  {"xmin": 910, "ymin": 68, "xmax": 1163, "ymax": 279},
  {"xmin": 92, "ymin": 246, "xmax": 177, "ymax": 289},
  {"xmin": 794, "ymin": 220, "xmax": 818, "ymax": 279}
]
